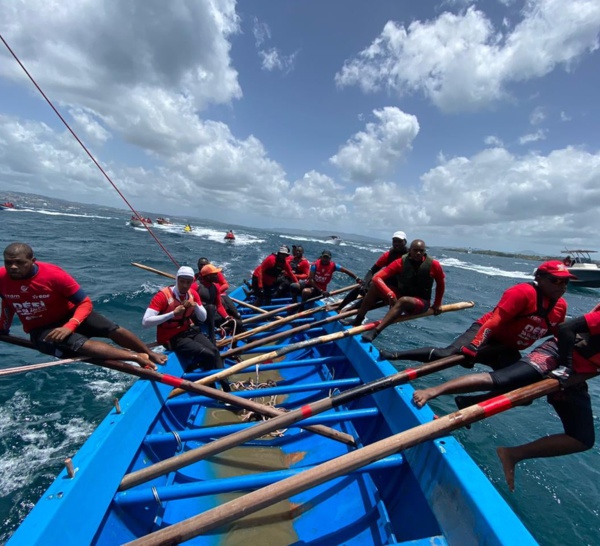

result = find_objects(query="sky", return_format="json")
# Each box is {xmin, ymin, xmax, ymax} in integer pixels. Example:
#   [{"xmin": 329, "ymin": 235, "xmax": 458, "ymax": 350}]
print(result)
[{"xmin": 1, "ymin": 0, "xmax": 599, "ymax": 253}]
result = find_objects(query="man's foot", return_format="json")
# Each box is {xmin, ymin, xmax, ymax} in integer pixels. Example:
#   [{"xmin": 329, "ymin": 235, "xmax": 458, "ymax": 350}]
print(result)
[
  {"xmin": 361, "ymin": 329, "xmax": 379, "ymax": 343},
  {"xmin": 412, "ymin": 388, "xmax": 438, "ymax": 408},
  {"xmin": 496, "ymin": 447, "xmax": 517, "ymax": 492},
  {"xmin": 378, "ymin": 349, "xmax": 400, "ymax": 361},
  {"xmin": 149, "ymin": 350, "xmax": 168, "ymax": 365},
  {"xmin": 137, "ymin": 353, "xmax": 157, "ymax": 371}
]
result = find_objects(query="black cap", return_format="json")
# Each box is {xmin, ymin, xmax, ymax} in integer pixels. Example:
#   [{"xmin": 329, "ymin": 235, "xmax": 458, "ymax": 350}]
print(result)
[{"xmin": 321, "ymin": 250, "xmax": 332, "ymax": 258}]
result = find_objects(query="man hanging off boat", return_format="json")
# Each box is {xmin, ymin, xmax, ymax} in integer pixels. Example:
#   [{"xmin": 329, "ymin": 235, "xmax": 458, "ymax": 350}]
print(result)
[
  {"xmin": 142, "ymin": 266, "xmax": 229, "ymax": 390},
  {"xmin": 290, "ymin": 249, "xmax": 360, "ymax": 302},
  {"xmin": 412, "ymin": 304, "xmax": 599, "ymax": 492},
  {"xmin": 251, "ymin": 246, "xmax": 298, "ymax": 305},
  {"xmin": 347, "ymin": 239, "xmax": 445, "ymax": 342},
  {"xmin": 379, "ymin": 261, "xmax": 572, "ymax": 377},
  {"xmin": 0, "ymin": 243, "xmax": 166, "ymax": 369},
  {"xmin": 337, "ymin": 230, "xmax": 408, "ymax": 313}
]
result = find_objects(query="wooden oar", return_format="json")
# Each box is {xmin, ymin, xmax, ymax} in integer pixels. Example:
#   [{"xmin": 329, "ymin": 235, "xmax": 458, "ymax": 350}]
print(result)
[
  {"xmin": 131, "ymin": 262, "xmax": 175, "ymax": 280},
  {"xmin": 0, "ymin": 335, "xmax": 161, "ymax": 377},
  {"xmin": 118, "ymin": 354, "xmax": 463, "ymax": 491},
  {"xmin": 0, "ymin": 335, "xmax": 354, "ymax": 446},
  {"xmin": 221, "ymin": 309, "xmax": 358, "ymax": 357},
  {"xmin": 170, "ymin": 301, "xmax": 474, "ymax": 397},
  {"xmin": 217, "ymin": 304, "xmax": 332, "ymax": 348},
  {"xmin": 241, "ymin": 283, "xmax": 359, "ymax": 325},
  {"xmin": 127, "ymin": 373, "xmax": 589, "ymax": 546},
  {"xmin": 229, "ymin": 296, "xmax": 268, "ymax": 315}
]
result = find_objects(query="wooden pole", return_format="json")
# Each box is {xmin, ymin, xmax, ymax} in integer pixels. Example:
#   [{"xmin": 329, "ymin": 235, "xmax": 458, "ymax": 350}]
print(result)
[
  {"xmin": 229, "ymin": 297, "xmax": 268, "ymax": 315},
  {"xmin": 217, "ymin": 304, "xmax": 330, "ymax": 347},
  {"xmin": 0, "ymin": 335, "xmax": 354, "ymax": 446},
  {"xmin": 127, "ymin": 375, "xmax": 580, "ymax": 546},
  {"xmin": 118, "ymin": 354, "xmax": 463, "ymax": 491},
  {"xmin": 240, "ymin": 284, "xmax": 359, "ymax": 325},
  {"xmin": 170, "ymin": 301, "xmax": 474, "ymax": 397},
  {"xmin": 221, "ymin": 309, "xmax": 357, "ymax": 358},
  {"xmin": 131, "ymin": 262, "xmax": 175, "ymax": 280}
]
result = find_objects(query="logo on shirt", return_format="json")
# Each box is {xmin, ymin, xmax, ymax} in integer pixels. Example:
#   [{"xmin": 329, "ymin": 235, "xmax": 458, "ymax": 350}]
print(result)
[{"xmin": 20, "ymin": 285, "xmax": 29, "ymax": 293}]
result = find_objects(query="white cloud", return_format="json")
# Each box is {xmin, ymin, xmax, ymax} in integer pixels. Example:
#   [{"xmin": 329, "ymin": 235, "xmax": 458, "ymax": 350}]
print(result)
[
  {"xmin": 484, "ymin": 135, "xmax": 504, "ymax": 147},
  {"xmin": 330, "ymin": 107, "xmax": 420, "ymax": 183},
  {"xmin": 259, "ymin": 48, "xmax": 297, "ymax": 73},
  {"xmin": 560, "ymin": 111, "xmax": 572, "ymax": 121},
  {"xmin": 252, "ymin": 17, "xmax": 271, "ymax": 47},
  {"xmin": 529, "ymin": 106, "xmax": 546, "ymax": 125},
  {"xmin": 335, "ymin": 0, "xmax": 600, "ymax": 112},
  {"xmin": 519, "ymin": 129, "xmax": 546, "ymax": 144}
]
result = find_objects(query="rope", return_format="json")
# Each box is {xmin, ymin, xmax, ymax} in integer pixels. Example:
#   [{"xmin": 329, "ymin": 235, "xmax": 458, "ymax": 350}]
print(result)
[{"xmin": 0, "ymin": 34, "xmax": 179, "ymax": 268}]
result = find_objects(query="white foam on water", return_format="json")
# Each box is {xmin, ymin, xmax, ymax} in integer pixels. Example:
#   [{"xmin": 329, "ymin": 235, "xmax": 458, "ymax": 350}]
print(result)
[
  {"xmin": 0, "ymin": 394, "xmax": 95, "ymax": 496},
  {"xmin": 18, "ymin": 208, "xmax": 116, "ymax": 220},
  {"xmin": 439, "ymin": 257, "xmax": 532, "ymax": 280}
]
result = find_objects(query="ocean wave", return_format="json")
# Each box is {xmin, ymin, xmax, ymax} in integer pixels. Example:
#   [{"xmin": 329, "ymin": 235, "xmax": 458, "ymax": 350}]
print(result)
[{"xmin": 439, "ymin": 257, "xmax": 532, "ymax": 280}]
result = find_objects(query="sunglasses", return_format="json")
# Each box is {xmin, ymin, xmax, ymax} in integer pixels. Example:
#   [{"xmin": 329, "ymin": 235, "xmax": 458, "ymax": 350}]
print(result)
[{"xmin": 545, "ymin": 275, "xmax": 569, "ymax": 286}]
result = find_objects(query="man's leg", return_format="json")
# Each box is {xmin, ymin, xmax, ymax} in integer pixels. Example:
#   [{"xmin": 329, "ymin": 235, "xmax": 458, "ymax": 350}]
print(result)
[{"xmin": 110, "ymin": 326, "xmax": 167, "ymax": 365}]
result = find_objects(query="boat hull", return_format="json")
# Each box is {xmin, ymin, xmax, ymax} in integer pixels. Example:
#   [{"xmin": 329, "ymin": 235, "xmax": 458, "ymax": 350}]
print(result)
[
  {"xmin": 568, "ymin": 266, "xmax": 600, "ymax": 288},
  {"xmin": 8, "ymin": 288, "xmax": 538, "ymax": 545}
]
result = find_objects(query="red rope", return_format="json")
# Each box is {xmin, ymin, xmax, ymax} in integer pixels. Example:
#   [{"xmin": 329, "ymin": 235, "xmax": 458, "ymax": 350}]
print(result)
[{"xmin": 0, "ymin": 33, "xmax": 180, "ymax": 268}]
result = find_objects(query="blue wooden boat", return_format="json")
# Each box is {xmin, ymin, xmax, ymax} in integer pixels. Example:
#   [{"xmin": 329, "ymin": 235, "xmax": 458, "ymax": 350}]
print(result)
[{"xmin": 7, "ymin": 288, "xmax": 537, "ymax": 545}]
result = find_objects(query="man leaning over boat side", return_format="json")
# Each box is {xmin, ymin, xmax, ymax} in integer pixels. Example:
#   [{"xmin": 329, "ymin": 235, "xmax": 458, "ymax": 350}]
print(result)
[
  {"xmin": 412, "ymin": 304, "xmax": 599, "ymax": 492},
  {"xmin": 337, "ymin": 230, "xmax": 408, "ymax": 313},
  {"xmin": 142, "ymin": 266, "xmax": 229, "ymax": 390},
  {"xmin": 380, "ymin": 261, "xmax": 573, "ymax": 381},
  {"xmin": 351, "ymin": 239, "xmax": 445, "ymax": 342},
  {"xmin": 275, "ymin": 245, "xmax": 310, "ymax": 298},
  {"xmin": 290, "ymin": 249, "xmax": 360, "ymax": 303},
  {"xmin": 0, "ymin": 242, "xmax": 166, "ymax": 369}
]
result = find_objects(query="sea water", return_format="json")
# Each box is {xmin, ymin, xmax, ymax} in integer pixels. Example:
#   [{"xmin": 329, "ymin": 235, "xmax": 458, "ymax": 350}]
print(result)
[{"xmin": 1, "ymin": 196, "xmax": 599, "ymax": 545}]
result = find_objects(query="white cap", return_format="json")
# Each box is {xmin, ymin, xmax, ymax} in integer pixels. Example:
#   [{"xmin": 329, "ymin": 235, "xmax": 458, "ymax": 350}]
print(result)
[
  {"xmin": 176, "ymin": 266, "xmax": 195, "ymax": 279},
  {"xmin": 392, "ymin": 231, "xmax": 407, "ymax": 240}
]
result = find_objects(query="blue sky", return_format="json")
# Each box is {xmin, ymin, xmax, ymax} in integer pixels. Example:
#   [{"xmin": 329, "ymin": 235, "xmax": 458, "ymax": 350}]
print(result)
[{"xmin": 1, "ymin": 0, "xmax": 599, "ymax": 252}]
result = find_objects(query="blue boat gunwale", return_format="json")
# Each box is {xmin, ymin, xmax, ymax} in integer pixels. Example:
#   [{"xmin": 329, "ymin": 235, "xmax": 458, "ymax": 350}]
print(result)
[{"xmin": 7, "ymin": 287, "xmax": 539, "ymax": 545}]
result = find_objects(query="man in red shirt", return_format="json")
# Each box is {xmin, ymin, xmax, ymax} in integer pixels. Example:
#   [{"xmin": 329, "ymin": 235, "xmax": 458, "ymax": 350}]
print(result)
[
  {"xmin": 293, "ymin": 249, "xmax": 359, "ymax": 302},
  {"xmin": 411, "ymin": 304, "xmax": 599, "ymax": 492},
  {"xmin": 142, "ymin": 266, "xmax": 227, "ymax": 387},
  {"xmin": 381, "ymin": 260, "xmax": 572, "ymax": 372},
  {"xmin": 251, "ymin": 246, "xmax": 298, "ymax": 305},
  {"xmin": 337, "ymin": 231, "xmax": 408, "ymax": 312},
  {"xmin": 0, "ymin": 242, "xmax": 166, "ymax": 369},
  {"xmin": 196, "ymin": 257, "xmax": 241, "ymax": 321},
  {"xmin": 352, "ymin": 240, "xmax": 445, "ymax": 342}
]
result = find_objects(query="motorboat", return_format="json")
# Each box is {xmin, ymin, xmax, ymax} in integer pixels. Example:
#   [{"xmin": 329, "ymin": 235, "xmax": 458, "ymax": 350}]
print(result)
[
  {"xmin": 224, "ymin": 230, "xmax": 235, "ymax": 241},
  {"xmin": 328, "ymin": 235, "xmax": 342, "ymax": 245},
  {"xmin": 561, "ymin": 250, "xmax": 600, "ymax": 288},
  {"xmin": 156, "ymin": 217, "xmax": 172, "ymax": 225},
  {"xmin": 129, "ymin": 216, "xmax": 152, "ymax": 228},
  {"xmin": 0, "ymin": 201, "xmax": 16, "ymax": 210},
  {"xmin": 184, "ymin": 224, "xmax": 193, "ymax": 233}
]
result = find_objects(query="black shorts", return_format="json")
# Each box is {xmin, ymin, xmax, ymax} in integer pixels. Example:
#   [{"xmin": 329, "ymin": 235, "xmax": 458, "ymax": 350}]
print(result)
[
  {"xmin": 29, "ymin": 311, "xmax": 119, "ymax": 358},
  {"xmin": 451, "ymin": 322, "xmax": 522, "ymax": 370}
]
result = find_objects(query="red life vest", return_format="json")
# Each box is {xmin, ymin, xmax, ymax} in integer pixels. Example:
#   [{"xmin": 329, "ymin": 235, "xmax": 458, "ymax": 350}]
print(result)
[
  {"xmin": 312, "ymin": 259, "xmax": 337, "ymax": 291},
  {"xmin": 156, "ymin": 287, "xmax": 198, "ymax": 345}
]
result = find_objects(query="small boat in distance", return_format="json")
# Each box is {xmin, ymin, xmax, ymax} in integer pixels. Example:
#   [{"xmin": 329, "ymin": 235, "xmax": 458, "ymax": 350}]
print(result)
[
  {"xmin": 328, "ymin": 235, "xmax": 342, "ymax": 245},
  {"xmin": 224, "ymin": 229, "xmax": 235, "ymax": 241},
  {"xmin": 156, "ymin": 217, "xmax": 172, "ymax": 225},
  {"xmin": 183, "ymin": 224, "xmax": 193, "ymax": 233},
  {"xmin": 561, "ymin": 249, "xmax": 600, "ymax": 288},
  {"xmin": 129, "ymin": 216, "xmax": 152, "ymax": 228},
  {"xmin": 0, "ymin": 201, "xmax": 16, "ymax": 210}
]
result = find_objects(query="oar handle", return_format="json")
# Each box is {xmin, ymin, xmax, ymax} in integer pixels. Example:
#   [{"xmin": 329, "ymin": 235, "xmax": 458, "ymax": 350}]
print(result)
[{"xmin": 131, "ymin": 262, "xmax": 175, "ymax": 279}]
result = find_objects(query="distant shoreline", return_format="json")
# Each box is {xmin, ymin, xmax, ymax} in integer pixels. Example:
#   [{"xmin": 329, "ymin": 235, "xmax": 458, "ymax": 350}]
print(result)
[{"xmin": 445, "ymin": 248, "xmax": 556, "ymax": 262}]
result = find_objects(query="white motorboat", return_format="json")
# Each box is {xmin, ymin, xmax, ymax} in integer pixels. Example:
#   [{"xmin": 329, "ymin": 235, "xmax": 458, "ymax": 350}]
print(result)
[{"xmin": 561, "ymin": 250, "xmax": 600, "ymax": 288}]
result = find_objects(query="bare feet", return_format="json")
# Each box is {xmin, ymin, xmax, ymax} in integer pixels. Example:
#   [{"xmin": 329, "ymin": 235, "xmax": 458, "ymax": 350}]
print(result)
[
  {"xmin": 137, "ymin": 353, "xmax": 157, "ymax": 371},
  {"xmin": 412, "ymin": 387, "xmax": 438, "ymax": 408},
  {"xmin": 496, "ymin": 447, "xmax": 516, "ymax": 492},
  {"xmin": 148, "ymin": 350, "xmax": 167, "ymax": 365}
]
